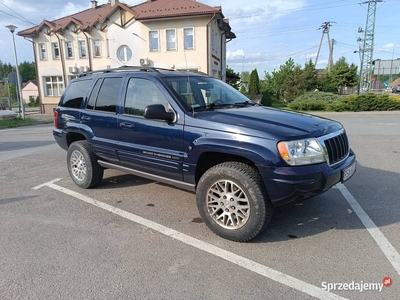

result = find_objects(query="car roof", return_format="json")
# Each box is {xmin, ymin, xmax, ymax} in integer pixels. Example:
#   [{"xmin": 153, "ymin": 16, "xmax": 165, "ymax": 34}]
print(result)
[{"xmin": 77, "ymin": 66, "xmax": 208, "ymax": 80}]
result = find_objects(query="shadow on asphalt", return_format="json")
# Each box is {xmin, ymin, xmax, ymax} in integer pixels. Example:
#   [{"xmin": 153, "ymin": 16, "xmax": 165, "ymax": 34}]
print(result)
[{"xmin": 92, "ymin": 162, "xmax": 400, "ymax": 243}]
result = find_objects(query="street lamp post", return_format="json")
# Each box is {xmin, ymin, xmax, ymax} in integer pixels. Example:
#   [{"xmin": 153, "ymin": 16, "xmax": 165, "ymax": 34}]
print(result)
[{"xmin": 6, "ymin": 24, "xmax": 25, "ymax": 119}]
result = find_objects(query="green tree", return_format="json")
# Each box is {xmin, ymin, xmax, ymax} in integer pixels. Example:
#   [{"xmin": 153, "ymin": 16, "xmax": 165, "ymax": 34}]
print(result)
[
  {"xmin": 248, "ymin": 68, "xmax": 260, "ymax": 95},
  {"xmin": 18, "ymin": 61, "xmax": 36, "ymax": 82},
  {"xmin": 240, "ymin": 71, "xmax": 250, "ymax": 83},
  {"xmin": 318, "ymin": 57, "xmax": 358, "ymax": 94},
  {"xmin": 329, "ymin": 57, "xmax": 358, "ymax": 94},
  {"xmin": 0, "ymin": 60, "xmax": 14, "ymax": 79}
]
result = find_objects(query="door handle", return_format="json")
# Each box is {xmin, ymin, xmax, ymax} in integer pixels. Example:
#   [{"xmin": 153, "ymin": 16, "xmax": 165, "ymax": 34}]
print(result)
[
  {"xmin": 120, "ymin": 122, "xmax": 134, "ymax": 129},
  {"xmin": 81, "ymin": 116, "xmax": 91, "ymax": 121}
]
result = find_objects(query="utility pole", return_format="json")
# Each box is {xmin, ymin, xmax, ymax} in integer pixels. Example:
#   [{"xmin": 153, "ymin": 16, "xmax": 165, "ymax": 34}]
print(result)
[
  {"xmin": 315, "ymin": 22, "xmax": 335, "ymax": 69},
  {"xmin": 357, "ymin": 0, "xmax": 382, "ymax": 94}
]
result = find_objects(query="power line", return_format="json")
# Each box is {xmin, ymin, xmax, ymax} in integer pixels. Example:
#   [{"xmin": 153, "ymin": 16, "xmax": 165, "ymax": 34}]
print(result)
[
  {"xmin": 0, "ymin": 2, "xmax": 36, "ymax": 25},
  {"xmin": 230, "ymin": 2, "xmax": 359, "ymax": 20}
]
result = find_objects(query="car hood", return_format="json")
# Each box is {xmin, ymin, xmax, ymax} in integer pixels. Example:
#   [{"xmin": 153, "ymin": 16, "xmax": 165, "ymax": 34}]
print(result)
[{"xmin": 192, "ymin": 106, "xmax": 342, "ymax": 139}]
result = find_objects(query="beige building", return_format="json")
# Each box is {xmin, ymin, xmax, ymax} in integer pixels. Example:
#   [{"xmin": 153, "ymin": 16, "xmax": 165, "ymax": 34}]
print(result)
[{"xmin": 18, "ymin": 0, "xmax": 235, "ymax": 113}]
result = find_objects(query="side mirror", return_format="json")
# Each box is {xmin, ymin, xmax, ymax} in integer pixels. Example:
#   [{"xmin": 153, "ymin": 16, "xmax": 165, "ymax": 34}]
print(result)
[{"xmin": 143, "ymin": 104, "xmax": 175, "ymax": 122}]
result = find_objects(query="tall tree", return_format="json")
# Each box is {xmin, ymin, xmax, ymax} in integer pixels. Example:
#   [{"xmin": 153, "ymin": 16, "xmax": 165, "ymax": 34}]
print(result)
[
  {"xmin": 248, "ymin": 68, "xmax": 260, "ymax": 95},
  {"xmin": 329, "ymin": 57, "xmax": 358, "ymax": 94},
  {"xmin": 18, "ymin": 61, "xmax": 36, "ymax": 82}
]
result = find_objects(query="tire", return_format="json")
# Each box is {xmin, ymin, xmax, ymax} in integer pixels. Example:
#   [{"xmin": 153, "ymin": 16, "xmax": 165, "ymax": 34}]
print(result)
[
  {"xmin": 196, "ymin": 162, "xmax": 273, "ymax": 242},
  {"xmin": 67, "ymin": 141, "xmax": 104, "ymax": 189}
]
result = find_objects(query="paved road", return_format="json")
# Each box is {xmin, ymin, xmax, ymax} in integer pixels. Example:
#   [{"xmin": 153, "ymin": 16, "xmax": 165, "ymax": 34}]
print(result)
[{"xmin": 0, "ymin": 113, "xmax": 399, "ymax": 300}]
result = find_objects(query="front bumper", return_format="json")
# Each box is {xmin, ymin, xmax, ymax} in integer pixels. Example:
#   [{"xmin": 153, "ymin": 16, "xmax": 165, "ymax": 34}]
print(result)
[{"xmin": 258, "ymin": 150, "xmax": 356, "ymax": 207}]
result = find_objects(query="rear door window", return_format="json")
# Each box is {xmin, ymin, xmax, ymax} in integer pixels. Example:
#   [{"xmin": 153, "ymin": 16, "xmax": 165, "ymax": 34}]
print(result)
[
  {"xmin": 59, "ymin": 79, "xmax": 92, "ymax": 108},
  {"xmin": 88, "ymin": 77, "xmax": 123, "ymax": 113}
]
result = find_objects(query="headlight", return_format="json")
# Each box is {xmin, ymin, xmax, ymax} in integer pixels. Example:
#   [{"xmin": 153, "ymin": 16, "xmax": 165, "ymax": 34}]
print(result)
[{"xmin": 277, "ymin": 138, "xmax": 326, "ymax": 166}]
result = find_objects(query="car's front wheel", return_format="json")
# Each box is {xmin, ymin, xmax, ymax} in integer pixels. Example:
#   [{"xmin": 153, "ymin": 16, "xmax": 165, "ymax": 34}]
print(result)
[
  {"xmin": 67, "ymin": 141, "xmax": 104, "ymax": 189},
  {"xmin": 196, "ymin": 162, "xmax": 273, "ymax": 242}
]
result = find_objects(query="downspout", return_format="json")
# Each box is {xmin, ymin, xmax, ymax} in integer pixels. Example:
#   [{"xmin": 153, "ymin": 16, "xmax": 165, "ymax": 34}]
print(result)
[
  {"xmin": 54, "ymin": 32, "xmax": 67, "ymax": 88},
  {"xmin": 220, "ymin": 32, "xmax": 224, "ymax": 81},
  {"xmin": 83, "ymin": 31, "xmax": 93, "ymax": 71},
  {"xmin": 206, "ymin": 13, "xmax": 216, "ymax": 76},
  {"xmin": 24, "ymin": 37, "xmax": 43, "ymax": 114}
]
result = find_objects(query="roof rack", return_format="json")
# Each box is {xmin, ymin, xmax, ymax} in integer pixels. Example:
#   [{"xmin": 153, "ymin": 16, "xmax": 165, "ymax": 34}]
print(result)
[{"xmin": 78, "ymin": 65, "xmax": 176, "ymax": 77}]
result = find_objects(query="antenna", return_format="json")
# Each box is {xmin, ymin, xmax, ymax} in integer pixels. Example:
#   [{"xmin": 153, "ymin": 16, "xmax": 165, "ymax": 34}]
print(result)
[{"xmin": 357, "ymin": 0, "xmax": 382, "ymax": 93}]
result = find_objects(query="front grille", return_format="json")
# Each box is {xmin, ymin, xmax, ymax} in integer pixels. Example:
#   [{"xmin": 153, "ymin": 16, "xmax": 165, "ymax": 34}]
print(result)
[{"xmin": 323, "ymin": 131, "xmax": 349, "ymax": 165}]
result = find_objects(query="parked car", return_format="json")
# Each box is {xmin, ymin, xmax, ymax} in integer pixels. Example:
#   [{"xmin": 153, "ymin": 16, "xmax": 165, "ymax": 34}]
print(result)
[
  {"xmin": 53, "ymin": 66, "xmax": 357, "ymax": 242},
  {"xmin": 392, "ymin": 84, "xmax": 400, "ymax": 93}
]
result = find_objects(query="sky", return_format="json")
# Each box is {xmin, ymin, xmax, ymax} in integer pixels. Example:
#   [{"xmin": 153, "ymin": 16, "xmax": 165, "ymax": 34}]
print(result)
[{"xmin": 0, "ymin": 0, "xmax": 399, "ymax": 77}]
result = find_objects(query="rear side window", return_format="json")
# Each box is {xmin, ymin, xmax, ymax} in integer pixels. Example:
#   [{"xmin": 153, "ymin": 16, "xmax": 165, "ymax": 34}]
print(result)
[
  {"xmin": 59, "ymin": 79, "xmax": 92, "ymax": 108},
  {"xmin": 88, "ymin": 77, "xmax": 123, "ymax": 113}
]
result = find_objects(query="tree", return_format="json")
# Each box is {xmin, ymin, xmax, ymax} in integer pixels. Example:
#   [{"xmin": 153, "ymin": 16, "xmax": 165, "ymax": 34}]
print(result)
[
  {"xmin": 263, "ymin": 58, "xmax": 297, "ymax": 102},
  {"xmin": 0, "ymin": 60, "xmax": 14, "ymax": 79},
  {"xmin": 240, "ymin": 71, "xmax": 250, "ymax": 83},
  {"xmin": 226, "ymin": 66, "xmax": 240, "ymax": 90},
  {"xmin": 18, "ymin": 61, "xmax": 36, "ymax": 82},
  {"xmin": 248, "ymin": 68, "xmax": 260, "ymax": 95},
  {"xmin": 318, "ymin": 57, "xmax": 358, "ymax": 94},
  {"xmin": 329, "ymin": 57, "xmax": 358, "ymax": 94}
]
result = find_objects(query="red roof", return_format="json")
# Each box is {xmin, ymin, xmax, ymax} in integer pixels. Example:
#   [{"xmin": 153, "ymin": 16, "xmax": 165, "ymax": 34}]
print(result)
[
  {"xmin": 18, "ymin": 0, "xmax": 222, "ymax": 37},
  {"xmin": 133, "ymin": 0, "xmax": 222, "ymax": 20}
]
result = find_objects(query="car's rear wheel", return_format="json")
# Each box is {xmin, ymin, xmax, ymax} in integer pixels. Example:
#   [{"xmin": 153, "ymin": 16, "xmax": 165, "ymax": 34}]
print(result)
[
  {"xmin": 196, "ymin": 162, "xmax": 273, "ymax": 242},
  {"xmin": 67, "ymin": 141, "xmax": 104, "ymax": 189}
]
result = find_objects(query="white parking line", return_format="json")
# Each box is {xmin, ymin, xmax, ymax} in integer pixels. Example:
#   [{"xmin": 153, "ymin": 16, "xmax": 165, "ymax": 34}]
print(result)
[
  {"xmin": 337, "ymin": 183, "xmax": 400, "ymax": 276},
  {"xmin": 33, "ymin": 180, "xmax": 348, "ymax": 300}
]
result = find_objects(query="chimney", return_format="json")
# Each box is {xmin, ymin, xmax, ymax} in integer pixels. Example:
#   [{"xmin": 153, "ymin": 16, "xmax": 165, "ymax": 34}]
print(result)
[
  {"xmin": 91, "ymin": 0, "xmax": 98, "ymax": 9},
  {"xmin": 109, "ymin": 0, "xmax": 118, "ymax": 6}
]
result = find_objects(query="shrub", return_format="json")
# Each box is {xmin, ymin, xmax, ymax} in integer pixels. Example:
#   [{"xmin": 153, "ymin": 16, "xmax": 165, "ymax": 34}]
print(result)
[
  {"xmin": 287, "ymin": 91, "xmax": 343, "ymax": 111},
  {"xmin": 261, "ymin": 91, "xmax": 272, "ymax": 107},
  {"xmin": 330, "ymin": 93, "xmax": 400, "ymax": 111}
]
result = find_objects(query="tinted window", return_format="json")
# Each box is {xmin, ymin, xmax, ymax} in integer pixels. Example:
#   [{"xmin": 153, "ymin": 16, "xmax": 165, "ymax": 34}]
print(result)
[
  {"xmin": 94, "ymin": 77, "xmax": 123, "ymax": 113},
  {"xmin": 124, "ymin": 78, "xmax": 170, "ymax": 116},
  {"xmin": 86, "ymin": 79, "xmax": 102, "ymax": 110},
  {"xmin": 60, "ymin": 79, "xmax": 92, "ymax": 108}
]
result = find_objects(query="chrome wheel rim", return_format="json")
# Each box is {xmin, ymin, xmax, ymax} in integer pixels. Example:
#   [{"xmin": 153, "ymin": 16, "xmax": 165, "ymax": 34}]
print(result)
[
  {"xmin": 206, "ymin": 180, "xmax": 250, "ymax": 230},
  {"xmin": 70, "ymin": 150, "xmax": 87, "ymax": 181}
]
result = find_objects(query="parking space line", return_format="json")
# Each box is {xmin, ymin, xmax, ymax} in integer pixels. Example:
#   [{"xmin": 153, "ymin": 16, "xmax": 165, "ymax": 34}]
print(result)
[
  {"xmin": 33, "ymin": 179, "xmax": 348, "ymax": 300},
  {"xmin": 337, "ymin": 183, "xmax": 400, "ymax": 276}
]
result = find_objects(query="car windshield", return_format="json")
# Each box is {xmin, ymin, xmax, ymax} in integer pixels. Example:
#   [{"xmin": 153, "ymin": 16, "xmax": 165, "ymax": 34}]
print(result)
[{"xmin": 163, "ymin": 75, "xmax": 253, "ymax": 111}]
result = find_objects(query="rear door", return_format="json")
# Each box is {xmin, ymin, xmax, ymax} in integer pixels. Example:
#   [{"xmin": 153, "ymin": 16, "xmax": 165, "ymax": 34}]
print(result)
[
  {"xmin": 80, "ymin": 76, "xmax": 124, "ymax": 163},
  {"xmin": 117, "ymin": 76, "xmax": 185, "ymax": 181}
]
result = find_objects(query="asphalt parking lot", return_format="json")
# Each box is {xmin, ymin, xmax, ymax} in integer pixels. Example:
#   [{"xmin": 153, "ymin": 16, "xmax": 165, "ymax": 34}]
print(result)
[{"xmin": 1, "ymin": 111, "xmax": 399, "ymax": 299}]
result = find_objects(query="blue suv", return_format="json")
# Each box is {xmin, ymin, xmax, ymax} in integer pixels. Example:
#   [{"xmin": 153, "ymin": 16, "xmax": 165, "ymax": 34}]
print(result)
[{"xmin": 53, "ymin": 66, "xmax": 356, "ymax": 242}]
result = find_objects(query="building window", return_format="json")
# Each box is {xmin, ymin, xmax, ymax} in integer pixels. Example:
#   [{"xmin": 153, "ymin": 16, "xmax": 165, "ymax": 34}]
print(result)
[
  {"xmin": 38, "ymin": 43, "xmax": 47, "ymax": 60},
  {"xmin": 52, "ymin": 42, "xmax": 60, "ymax": 59},
  {"xmin": 44, "ymin": 76, "xmax": 64, "ymax": 96},
  {"xmin": 65, "ymin": 41, "xmax": 74, "ymax": 58},
  {"xmin": 184, "ymin": 28, "xmax": 194, "ymax": 50},
  {"xmin": 117, "ymin": 45, "xmax": 132, "ymax": 62},
  {"xmin": 166, "ymin": 29, "xmax": 176, "ymax": 51},
  {"xmin": 79, "ymin": 41, "xmax": 87, "ymax": 58},
  {"xmin": 149, "ymin": 31, "xmax": 159, "ymax": 52},
  {"xmin": 93, "ymin": 39, "xmax": 101, "ymax": 57}
]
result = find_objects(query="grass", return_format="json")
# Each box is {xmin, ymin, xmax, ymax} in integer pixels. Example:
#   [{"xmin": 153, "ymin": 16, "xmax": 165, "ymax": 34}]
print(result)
[{"xmin": 0, "ymin": 117, "xmax": 52, "ymax": 128}]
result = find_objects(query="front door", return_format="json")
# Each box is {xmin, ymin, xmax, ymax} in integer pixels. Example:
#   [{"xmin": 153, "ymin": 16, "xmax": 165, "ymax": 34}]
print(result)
[{"xmin": 117, "ymin": 77, "xmax": 185, "ymax": 181}]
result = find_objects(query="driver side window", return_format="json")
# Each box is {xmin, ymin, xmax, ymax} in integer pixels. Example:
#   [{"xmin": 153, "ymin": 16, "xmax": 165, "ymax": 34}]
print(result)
[{"xmin": 124, "ymin": 78, "xmax": 170, "ymax": 116}]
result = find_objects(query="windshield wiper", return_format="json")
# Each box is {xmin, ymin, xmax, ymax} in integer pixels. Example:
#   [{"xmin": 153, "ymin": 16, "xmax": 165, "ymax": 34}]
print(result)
[
  {"xmin": 190, "ymin": 103, "xmax": 233, "ymax": 111},
  {"xmin": 233, "ymin": 101, "xmax": 255, "ymax": 107}
]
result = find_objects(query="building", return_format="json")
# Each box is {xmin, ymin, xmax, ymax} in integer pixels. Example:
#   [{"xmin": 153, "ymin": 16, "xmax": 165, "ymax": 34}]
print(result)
[
  {"xmin": 18, "ymin": 0, "xmax": 235, "ymax": 113},
  {"xmin": 21, "ymin": 80, "xmax": 39, "ymax": 104}
]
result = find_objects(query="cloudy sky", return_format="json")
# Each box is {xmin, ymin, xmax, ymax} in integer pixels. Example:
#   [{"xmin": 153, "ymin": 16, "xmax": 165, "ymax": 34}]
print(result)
[{"xmin": 0, "ymin": 0, "xmax": 399, "ymax": 76}]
